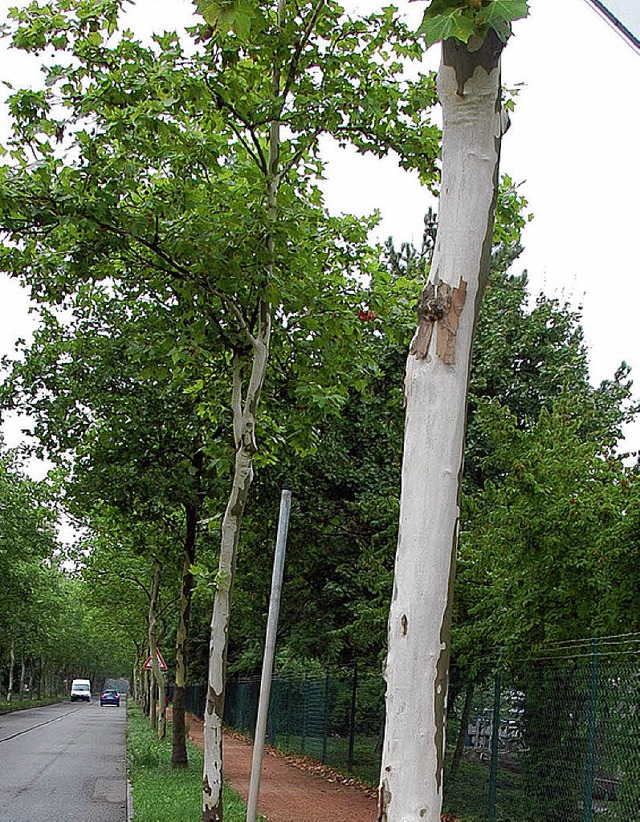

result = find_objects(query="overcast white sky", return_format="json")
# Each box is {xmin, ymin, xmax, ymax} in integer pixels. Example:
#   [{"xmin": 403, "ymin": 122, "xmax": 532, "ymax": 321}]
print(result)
[{"xmin": 1, "ymin": 0, "xmax": 639, "ymax": 461}]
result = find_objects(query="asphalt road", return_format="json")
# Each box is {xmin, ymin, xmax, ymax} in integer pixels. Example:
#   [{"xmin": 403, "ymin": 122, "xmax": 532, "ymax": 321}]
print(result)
[{"xmin": 0, "ymin": 699, "xmax": 127, "ymax": 822}]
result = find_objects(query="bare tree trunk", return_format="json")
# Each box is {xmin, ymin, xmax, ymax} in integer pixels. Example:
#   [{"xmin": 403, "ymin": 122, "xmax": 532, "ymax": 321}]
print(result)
[
  {"xmin": 19, "ymin": 654, "xmax": 26, "ymax": 700},
  {"xmin": 202, "ymin": 331, "xmax": 270, "ymax": 820},
  {"xmin": 27, "ymin": 659, "xmax": 34, "ymax": 700},
  {"xmin": 7, "ymin": 640, "xmax": 15, "ymax": 702},
  {"xmin": 38, "ymin": 658, "xmax": 44, "ymax": 699},
  {"xmin": 132, "ymin": 642, "xmax": 144, "ymax": 705},
  {"xmin": 173, "ymin": 498, "xmax": 199, "ymax": 768},
  {"xmin": 201, "ymin": 2, "xmax": 284, "ymax": 815},
  {"xmin": 148, "ymin": 560, "xmax": 165, "ymax": 737},
  {"xmin": 149, "ymin": 676, "xmax": 157, "ymax": 731},
  {"xmin": 378, "ymin": 31, "xmax": 506, "ymax": 822},
  {"xmin": 157, "ymin": 672, "xmax": 167, "ymax": 740},
  {"xmin": 142, "ymin": 666, "xmax": 150, "ymax": 716}
]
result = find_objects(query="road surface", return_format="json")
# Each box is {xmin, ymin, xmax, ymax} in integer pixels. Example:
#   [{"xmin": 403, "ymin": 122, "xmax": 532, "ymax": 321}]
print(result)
[{"xmin": 0, "ymin": 700, "xmax": 127, "ymax": 822}]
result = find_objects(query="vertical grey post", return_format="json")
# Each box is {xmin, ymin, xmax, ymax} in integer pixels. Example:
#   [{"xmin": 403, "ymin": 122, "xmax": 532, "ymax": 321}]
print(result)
[
  {"xmin": 246, "ymin": 488, "xmax": 292, "ymax": 822},
  {"xmin": 583, "ymin": 638, "xmax": 599, "ymax": 822},
  {"xmin": 488, "ymin": 671, "xmax": 501, "ymax": 822}
]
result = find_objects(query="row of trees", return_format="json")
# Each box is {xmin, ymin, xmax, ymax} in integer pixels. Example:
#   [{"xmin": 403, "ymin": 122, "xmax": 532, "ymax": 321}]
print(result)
[
  {"xmin": 0, "ymin": 443, "xmax": 130, "ymax": 699},
  {"xmin": 0, "ymin": 0, "xmax": 637, "ymax": 819}
]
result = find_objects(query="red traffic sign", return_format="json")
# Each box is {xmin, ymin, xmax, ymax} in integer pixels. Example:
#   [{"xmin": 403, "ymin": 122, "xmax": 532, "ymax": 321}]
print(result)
[{"xmin": 142, "ymin": 650, "xmax": 168, "ymax": 671}]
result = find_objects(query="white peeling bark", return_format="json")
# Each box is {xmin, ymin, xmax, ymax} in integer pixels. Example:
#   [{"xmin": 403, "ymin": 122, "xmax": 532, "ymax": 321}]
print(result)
[
  {"xmin": 202, "ymin": 333, "xmax": 270, "ymax": 822},
  {"xmin": 202, "ymin": 0, "xmax": 284, "ymax": 815},
  {"xmin": 378, "ymin": 32, "xmax": 505, "ymax": 822},
  {"xmin": 148, "ymin": 560, "xmax": 166, "ymax": 738}
]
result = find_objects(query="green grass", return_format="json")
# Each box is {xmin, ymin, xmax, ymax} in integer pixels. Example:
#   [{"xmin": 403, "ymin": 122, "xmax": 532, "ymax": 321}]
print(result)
[
  {"xmin": 127, "ymin": 701, "xmax": 259, "ymax": 821},
  {"xmin": 0, "ymin": 695, "xmax": 67, "ymax": 714}
]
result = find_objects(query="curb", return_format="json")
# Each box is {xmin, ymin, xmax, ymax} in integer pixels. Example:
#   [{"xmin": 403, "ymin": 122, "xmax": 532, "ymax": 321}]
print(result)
[{"xmin": 126, "ymin": 777, "xmax": 134, "ymax": 820}]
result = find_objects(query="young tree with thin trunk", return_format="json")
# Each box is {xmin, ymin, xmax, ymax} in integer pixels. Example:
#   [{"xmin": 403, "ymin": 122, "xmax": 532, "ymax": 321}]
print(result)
[{"xmin": 378, "ymin": 2, "xmax": 529, "ymax": 820}]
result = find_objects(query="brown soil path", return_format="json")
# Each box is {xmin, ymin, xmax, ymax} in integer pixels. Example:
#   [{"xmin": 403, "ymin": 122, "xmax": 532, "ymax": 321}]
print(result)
[{"xmin": 186, "ymin": 714, "xmax": 379, "ymax": 822}]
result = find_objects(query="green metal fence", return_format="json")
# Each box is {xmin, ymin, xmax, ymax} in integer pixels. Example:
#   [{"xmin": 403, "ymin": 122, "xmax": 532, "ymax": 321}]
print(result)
[
  {"xmin": 187, "ymin": 634, "xmax": 639, "ymax": 820},
  {"xmin": 223, "ymin": 665, "xmax": 384, "ymax": 785},
  {"xmin": 446, "ymin": 635, "xmax": 640, "ymax": 821}
]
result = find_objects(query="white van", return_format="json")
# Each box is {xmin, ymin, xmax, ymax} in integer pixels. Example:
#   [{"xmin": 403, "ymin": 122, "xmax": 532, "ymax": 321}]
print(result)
[{"xmin": 70, "ymin": 678, "xmax": 91, "ymax": 702}]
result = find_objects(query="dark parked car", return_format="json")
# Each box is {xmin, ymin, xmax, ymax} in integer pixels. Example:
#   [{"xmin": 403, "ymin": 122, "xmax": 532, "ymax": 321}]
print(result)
[{"xmin": 99, "ymin": 689, "xmax": 120, "ymax": 707}]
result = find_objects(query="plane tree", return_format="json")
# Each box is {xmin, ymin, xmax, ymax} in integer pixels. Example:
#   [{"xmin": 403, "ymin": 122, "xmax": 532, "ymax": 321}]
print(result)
[{"xmin": 377, "ymin": 2, "xmax": 532, "ymax": 818}]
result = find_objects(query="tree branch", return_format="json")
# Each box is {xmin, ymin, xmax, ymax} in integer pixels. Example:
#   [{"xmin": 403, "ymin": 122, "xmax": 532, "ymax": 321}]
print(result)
[{"xmin": 280, "ymin": 0, "xmax": 325, "ymax": 109}]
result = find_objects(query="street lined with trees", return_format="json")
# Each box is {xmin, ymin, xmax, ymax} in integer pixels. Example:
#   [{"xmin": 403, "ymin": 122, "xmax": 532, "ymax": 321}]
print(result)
[{"xmin": 0, "ymin": 1, "xmax": 638, "ymax": 820}]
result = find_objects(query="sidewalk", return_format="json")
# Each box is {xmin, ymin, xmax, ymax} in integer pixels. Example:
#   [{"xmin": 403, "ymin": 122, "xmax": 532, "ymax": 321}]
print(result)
[{"xmin": 186, "ymin": 714, "xmax": 379, "ymax": 822}]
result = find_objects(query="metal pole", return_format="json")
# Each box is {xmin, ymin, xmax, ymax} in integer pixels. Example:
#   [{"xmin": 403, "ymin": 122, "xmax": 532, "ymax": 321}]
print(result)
[{"xmin": 246, "ymin": 488, "xmax": 292, "ymax": 822}]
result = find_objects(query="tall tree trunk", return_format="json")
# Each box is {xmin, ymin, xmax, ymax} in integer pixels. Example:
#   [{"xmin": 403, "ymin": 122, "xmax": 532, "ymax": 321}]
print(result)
[
  {"xmin": 7, "ymin": 640, "xmax": 15, "ymax": 702},
  {"xmin": 132, "ymin": 641, "xmax": 144, "ymax": 705},
  {"xmin": 173, "ymin": 464, "xmax": 202, "ymax": 767},
  {"xmin": 19, "ymin": 654, "xmax": 26, "ymax": 700},
  {"xmin": 148, "ymin": 560, "xmax": 162, "ymax": 734},
  {"xmin": 142, "ymin": 666, "xmax": 150, "ymax": 716},
  {"xmin": 202, "ymin": 332, "xmax": 271, "ymax": 821},
  {"xmin": 149, "ymin": 676, "xmax": 157, "ymax": 730},
  {"xmin": 378, "ymin": 31, "xmax": 506, "ymax": 822},
  {"xmin": 27, "ymin": 658, "xmax": 34, "ymax": 700},
  {"xmin": 201, "ymin": 3, "xmax": 283, "ymax": 816}
]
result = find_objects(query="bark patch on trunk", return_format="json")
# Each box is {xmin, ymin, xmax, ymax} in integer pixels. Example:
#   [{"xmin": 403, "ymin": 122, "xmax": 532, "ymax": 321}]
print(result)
[
  {"xmin": 436, "ymin": 279, "xmax": 467, "ymax": 364},
  {"xmin": 411, "ymin": 279, "xmax": 467, "ymax": 364},
  {"xmin": 443, "ymin": 30, "xmax": 502, "ymax": 96},
  {"xmin": 377, "ymin": 779, "xmax": 391, "ymax": 822}
]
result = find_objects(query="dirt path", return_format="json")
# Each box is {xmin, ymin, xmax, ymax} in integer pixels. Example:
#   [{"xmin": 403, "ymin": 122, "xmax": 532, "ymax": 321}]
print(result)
[{"xmin": 186, "ymin": 714, "xmax": 379, "ymax": 822}]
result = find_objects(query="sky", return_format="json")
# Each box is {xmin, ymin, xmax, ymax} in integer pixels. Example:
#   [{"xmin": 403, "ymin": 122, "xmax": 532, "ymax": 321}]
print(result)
[{"xmin": 1, "ymin": 0, "xmax": 639, "ymax": 465}]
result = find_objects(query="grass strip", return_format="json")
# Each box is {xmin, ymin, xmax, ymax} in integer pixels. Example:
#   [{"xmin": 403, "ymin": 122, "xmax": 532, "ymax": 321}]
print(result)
[
  {"xmin": 127, "ymin": 700, "xmax": 257, "ymax": 821},
  {"xmin": 0, "ymin": 696, "xmax": 67, "ymax": 714}
]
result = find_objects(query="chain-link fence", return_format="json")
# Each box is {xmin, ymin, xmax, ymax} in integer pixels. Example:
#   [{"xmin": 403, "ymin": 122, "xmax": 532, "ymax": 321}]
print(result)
[
  {"xmin": 467, "ymin": 636, "xmax": 640, "ymax": 822},
  {"xmin": 185, "ymin": 634, "xmax": 639, "ymax": 820},
  {"xmin": 223, "ymin": 665, "xmax": 384, "ymax": 785}
]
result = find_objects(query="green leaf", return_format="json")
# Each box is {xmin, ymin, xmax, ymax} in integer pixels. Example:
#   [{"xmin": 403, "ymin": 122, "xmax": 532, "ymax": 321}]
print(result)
[
  {"xmin": 192, "ymin": 0, "xmax": 223, "ymax": 26},
  {"xmin": 481, "ymin": 1, "xmax": 529, "ymax": 25},
  {"xmin": 417, "ymin": 8, "xmax": 475, "ymax": 46},
  {"xmin": 421, "ymin": 0, "xmax": 463, "ymax": 16},
  {"xmin": 192, "ymin": 0, "xmax": 256, "ymax": 38}
]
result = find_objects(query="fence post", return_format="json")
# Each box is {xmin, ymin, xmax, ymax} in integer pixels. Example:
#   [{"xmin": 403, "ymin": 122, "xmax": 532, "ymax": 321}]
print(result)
[
  {"xmin": 267, "ymin": 678, "xmax": 277, "ymax": 745},
  {"xmin": 582, "ymin": 638, "xmax": 599, "ymax": 822},
  {"xmin": 347, "ymin": 662, "xmax": 358, "ymax": 773},
  {"xmin": 488, "ymin": 671, "xmax": 501, "ymax": 822},
  {"xmin": 301, "ymin": 671, "xmax": 309, "ymax": 754},
  {"xmin": 322, "ymin": 670, "xmax": 330, "ymax": 765}
]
